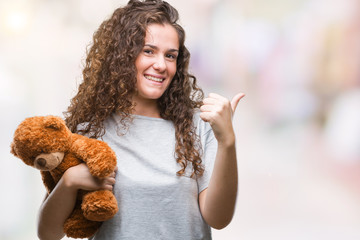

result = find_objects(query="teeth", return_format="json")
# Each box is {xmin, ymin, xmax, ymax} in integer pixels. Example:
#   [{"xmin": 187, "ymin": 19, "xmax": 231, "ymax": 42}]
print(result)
[{"xmin": 145, "ymin": 75, "xmax": 164, "ymax": 82}]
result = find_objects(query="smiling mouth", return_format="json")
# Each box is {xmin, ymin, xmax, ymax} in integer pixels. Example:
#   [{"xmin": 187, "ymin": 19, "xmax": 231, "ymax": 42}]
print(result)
[{"xmin": 145, "ymin": 75, "xmax": 165, "ymax": 83}]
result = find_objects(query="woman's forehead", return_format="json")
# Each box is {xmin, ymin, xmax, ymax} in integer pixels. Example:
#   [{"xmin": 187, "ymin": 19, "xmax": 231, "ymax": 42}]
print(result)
[{"xmin": 144, "ymin": 23, "xmax": 179, "ymax": 49}]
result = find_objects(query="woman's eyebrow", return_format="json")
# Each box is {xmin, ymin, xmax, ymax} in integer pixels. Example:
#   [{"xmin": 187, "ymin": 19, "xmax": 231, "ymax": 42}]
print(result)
[{"xmin": 144, "ymin": 44, "xmax": 179, "ymax": 52}]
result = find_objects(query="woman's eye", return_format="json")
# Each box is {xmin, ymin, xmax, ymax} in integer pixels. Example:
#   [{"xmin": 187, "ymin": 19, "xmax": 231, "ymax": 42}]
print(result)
[
  {"xmin": 166, "ymin": 54, "xmax": 177, "ymax": 60},
  {"xmin": 144, "ymin": 49, "xmax": 153, "ymax": 54}
]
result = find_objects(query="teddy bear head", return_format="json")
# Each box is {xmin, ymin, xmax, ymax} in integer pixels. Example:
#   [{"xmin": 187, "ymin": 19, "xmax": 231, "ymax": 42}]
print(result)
[{"xmin": 11, "ymin": 116, "xmax": 72, "ymax": 171}]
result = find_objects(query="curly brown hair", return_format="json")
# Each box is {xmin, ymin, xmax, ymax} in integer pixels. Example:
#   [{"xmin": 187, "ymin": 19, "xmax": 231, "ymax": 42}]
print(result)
[{"xmin": 64, "ymin": 0, "xmax": 205, "ymax": 177}]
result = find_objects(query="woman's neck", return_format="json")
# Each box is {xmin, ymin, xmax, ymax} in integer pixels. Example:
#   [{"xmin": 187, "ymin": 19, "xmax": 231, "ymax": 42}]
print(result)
[{"xmin": 132, "ymin": 95, "xmax": 161, "ymax": 118}]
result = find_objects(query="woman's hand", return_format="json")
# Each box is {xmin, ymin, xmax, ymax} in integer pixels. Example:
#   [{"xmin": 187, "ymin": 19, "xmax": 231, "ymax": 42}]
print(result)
[
  {"xmin": 200, "ymin": 93, "xmax": 245, "ymax": 146},
  {"xmin": 63, "ymin": 163, "xmax": 117, "ymax": 191}
]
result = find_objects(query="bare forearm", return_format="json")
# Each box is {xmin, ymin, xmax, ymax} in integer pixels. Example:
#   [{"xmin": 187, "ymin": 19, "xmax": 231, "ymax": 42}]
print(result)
[
  {"xmin": 200, "ymin": 140, "xmax": 238, "ymax": 229},
  {"xmin": 37, "ymin": 176, "xmax": 77, "ymax": 240},
  {"xmin": 199, "ymin": 92, "xmax": 244, "ymax": 229}
]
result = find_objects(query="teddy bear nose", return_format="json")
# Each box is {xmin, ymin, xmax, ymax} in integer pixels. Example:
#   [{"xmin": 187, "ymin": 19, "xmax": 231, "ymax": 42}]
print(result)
[{"xmin": 36, "ymin": 158, "xmax": 47, "ymax": 167}]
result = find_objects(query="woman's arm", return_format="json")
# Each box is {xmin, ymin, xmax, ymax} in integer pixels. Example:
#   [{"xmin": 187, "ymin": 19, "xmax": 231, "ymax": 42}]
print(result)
[
  {"xmin": 37, "ymin": 163, "xmax": 116, "ymax": 240},
  {"xmin": 198, "ymin": 93, "xmax": 244, "ymax": 229}
]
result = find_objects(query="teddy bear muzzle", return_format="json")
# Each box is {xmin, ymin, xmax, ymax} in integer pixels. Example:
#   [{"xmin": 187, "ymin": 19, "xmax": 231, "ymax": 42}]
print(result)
[{"xmin": 34, "ymin": 152, "xmax": 65, "ymax": 170}]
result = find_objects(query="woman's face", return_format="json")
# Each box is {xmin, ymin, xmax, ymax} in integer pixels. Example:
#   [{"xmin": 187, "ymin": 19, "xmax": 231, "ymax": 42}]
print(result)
[{"xmin": 134, "ymin": 23, "xmax": 179, "ymax": 103}]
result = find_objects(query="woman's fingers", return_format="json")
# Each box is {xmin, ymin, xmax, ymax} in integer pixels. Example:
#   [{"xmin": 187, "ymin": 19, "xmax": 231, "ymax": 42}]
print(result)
[
  {"xmin": 203, "ymin": 93, "xmax": 229, "ymax": 105},
  {"xmin": 200, "ymin": 104, "xmax": 216, "ymax": 112},
  {"xmin": 102, "ymin": 167, "xmax": 117, "ymax": 190},
  {"xmin": 208, "ymin": 92, "xmax": 227, "ymax": 101},
  {"xmin": 202, "ymin": 92, "xmax": 245, "ymax": 116},
  {"xmin": 109, "ymin": 170, "xmax": 117, "ymax": 178},
  {"xmin": 203, "ymin": 97, "xmax": 218, "ymax": 105},
  {"xmin": 99, "ymin": 175, "xmax": 116, "ymax": 190},
  {"xmin": 199, "ymin": 112, "xmax": 211, "ymax": 122}
]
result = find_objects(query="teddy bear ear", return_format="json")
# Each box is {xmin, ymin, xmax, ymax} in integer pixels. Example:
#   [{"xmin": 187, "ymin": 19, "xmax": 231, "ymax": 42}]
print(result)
[
  {"xmin": 43, "ymin": 116, "xmax": 64, "ymax": 130},
  {"xmin": 10, "ymin": 142, "xmax": 18, "ymax": 157}
]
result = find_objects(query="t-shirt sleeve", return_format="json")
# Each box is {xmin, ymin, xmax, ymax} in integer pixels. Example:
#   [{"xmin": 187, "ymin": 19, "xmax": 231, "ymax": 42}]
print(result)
[{"xmin": 196, "ymin": 120, "xmax": 218, "ymax": 193}]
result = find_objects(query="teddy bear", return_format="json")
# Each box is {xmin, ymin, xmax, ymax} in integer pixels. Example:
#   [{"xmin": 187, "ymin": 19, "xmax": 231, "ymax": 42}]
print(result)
[{"xmin": 10, "ymin": 115, "xmax": 118, "ymax": 238}]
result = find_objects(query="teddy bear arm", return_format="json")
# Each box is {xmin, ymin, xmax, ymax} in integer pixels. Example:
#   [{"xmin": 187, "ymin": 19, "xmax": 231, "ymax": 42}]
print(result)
[
  {"xmin": 64, "ymin": 207, "xmax": 102, "ymax": 238},
  {"xmin": 82, "ymin": 190, "xmax": 118, "ymax": 221},
  {"xmin": 40, "ymin": 171, "xmax": 56, "ymax": 193},
  {"xmin": 71, "ymin": 134, "xmax": 117, "ymax": 178}
]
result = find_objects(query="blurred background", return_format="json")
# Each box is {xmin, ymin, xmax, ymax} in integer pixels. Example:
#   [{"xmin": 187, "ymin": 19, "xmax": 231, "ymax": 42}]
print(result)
[{"xmin": 1, "ymin": 0, "xmax": 360, "ymax": 239}]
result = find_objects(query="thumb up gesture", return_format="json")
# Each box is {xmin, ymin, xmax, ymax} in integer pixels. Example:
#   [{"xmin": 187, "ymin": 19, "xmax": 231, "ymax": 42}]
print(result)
[{"xmin": 200, "ymin": 93, "xmax": 245, "ymax": 146}]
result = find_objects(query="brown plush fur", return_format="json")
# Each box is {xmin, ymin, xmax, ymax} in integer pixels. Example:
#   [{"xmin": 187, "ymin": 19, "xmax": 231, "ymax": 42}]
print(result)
[{"xmin": 11, "ymin": 116, "xmax": 118, "ymax": 238}]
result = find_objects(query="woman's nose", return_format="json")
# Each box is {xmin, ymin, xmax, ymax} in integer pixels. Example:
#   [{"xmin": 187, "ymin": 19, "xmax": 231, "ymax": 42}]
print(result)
[{"xmin": 153, "ymin": 56, "xmax": 166, "ymax": 71}]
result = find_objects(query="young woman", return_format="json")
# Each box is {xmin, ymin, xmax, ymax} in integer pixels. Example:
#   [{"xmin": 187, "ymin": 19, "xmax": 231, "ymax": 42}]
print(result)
[{"xmin": 37, "ymin": 0, "xmax": 244, "ymax": 239}]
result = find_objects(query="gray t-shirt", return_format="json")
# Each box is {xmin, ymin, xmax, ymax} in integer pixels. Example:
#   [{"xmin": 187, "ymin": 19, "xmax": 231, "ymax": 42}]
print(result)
[{"xmin": 90, "ymin": 113, "xmax": 217, "ymax": 240}]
